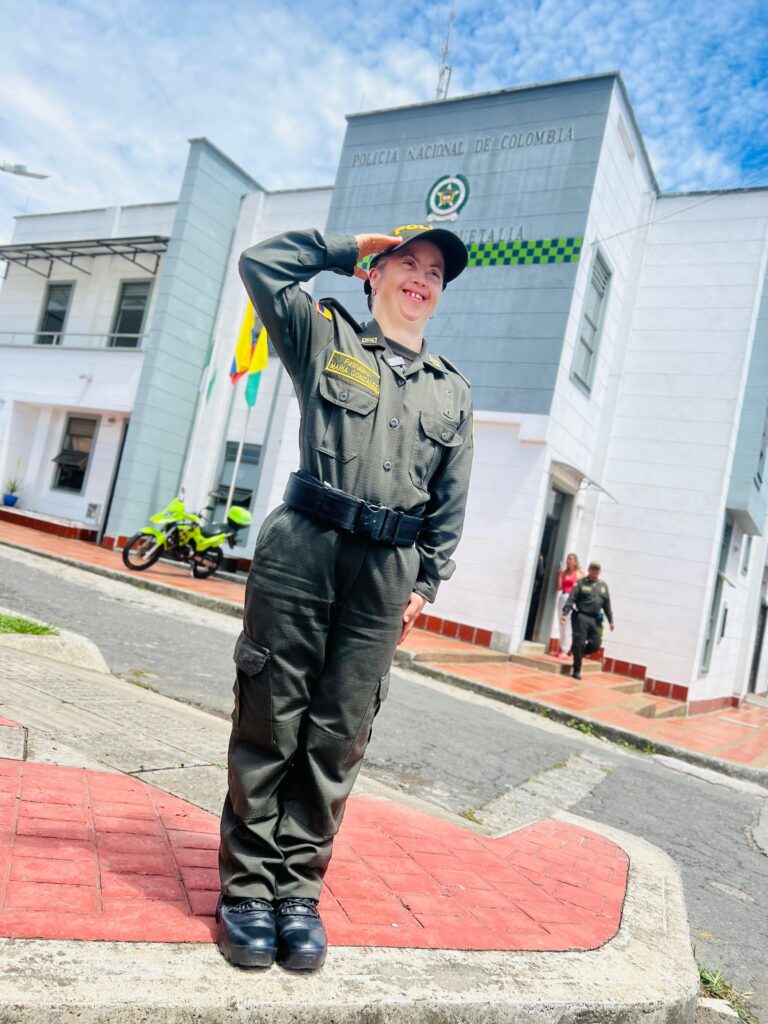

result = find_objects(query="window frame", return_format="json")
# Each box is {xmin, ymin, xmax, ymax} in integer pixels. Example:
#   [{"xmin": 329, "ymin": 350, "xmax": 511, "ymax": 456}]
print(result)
[
  {"xmin": 51, "ymin": 414, "xmax": 99, "ymax": 494},
  {"xmin": 36, "ymin": 281, "xmax": 75, "ymax": 345},
  {"xmin": 571, "ymin": 249, "xmax": 612, "ymax": 394},
  {"xmin": 108, "ymin": 279, "xmax": 152, "ymax": 348}
]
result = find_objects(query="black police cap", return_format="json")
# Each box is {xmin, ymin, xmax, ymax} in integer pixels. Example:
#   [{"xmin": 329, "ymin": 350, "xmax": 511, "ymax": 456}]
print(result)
[{"xmin": 363, "ymin": 224, "xmax": 468, "ymax": 294}]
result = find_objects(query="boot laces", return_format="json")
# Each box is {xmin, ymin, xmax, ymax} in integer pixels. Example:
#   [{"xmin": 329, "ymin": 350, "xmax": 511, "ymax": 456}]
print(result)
[
  {"xmin": 277, "ymin": 897, "xmax": 319, "ymax": 917},
  {"xmin": 230, "ymin": 898, "xmax": 273, "ymax": 914}
]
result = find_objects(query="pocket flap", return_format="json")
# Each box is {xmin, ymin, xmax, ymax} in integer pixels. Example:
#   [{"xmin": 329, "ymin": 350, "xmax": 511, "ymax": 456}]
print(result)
[
  {"xmin": 320, "ymin": 373, "xmax": 379, "ymax": 415},
  {"xmin": 233, "ymin": 633, "xmax": 271, "ymax": 675},
  {"xmin": 420, "ymin": 412, "xmax": 463, "ymax": 447}
]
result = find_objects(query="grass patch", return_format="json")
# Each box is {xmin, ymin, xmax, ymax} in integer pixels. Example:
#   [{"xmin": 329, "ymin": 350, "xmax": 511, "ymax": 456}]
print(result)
[
  {"xmin": 459, "ymin": 808, "xmax": 483, "ymax": 824},
  {"xmin": 0, "ymin": 613, "xmax": 58, "ymax": 636},
  {"xmin": 699, "ymin": 964, "xmax": 757, "ymax": 1023}
]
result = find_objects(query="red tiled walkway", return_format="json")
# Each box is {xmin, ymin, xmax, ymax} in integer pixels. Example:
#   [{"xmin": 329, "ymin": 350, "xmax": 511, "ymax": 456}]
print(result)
[
  {"xmin": 0, "ymin": 758, "xmax": 628, "ymax": 950},
  {"xmin": 414, "ymin": 653, "xmax": 768, "ymax": 769},
  {"xmin": 0, "ymin": 519, "xmax": 244, "ymax": 608}
]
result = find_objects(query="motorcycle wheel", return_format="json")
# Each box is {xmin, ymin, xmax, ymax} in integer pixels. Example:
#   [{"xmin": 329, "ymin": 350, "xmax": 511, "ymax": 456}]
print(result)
[
  {"xmin": 122, "ymin": 532, "xmax": 163, "ymax": 571},
  {"xmin": 192, "ymin": 546, "xmax": 223, "ymax": 579}
]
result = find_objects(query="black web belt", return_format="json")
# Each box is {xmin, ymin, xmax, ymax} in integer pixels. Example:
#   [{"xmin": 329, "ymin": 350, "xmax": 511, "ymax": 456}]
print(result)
[{"xmin": 284, "ymin": 471, "xmax": 422, "ymax": 547}]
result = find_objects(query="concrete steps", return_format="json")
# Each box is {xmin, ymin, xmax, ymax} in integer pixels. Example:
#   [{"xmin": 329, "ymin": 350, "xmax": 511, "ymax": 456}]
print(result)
[
  {"xmin": 618, "ymin": 692, "xmax": 687, "ymax": 720},
  {"xmin": 508, "ymin": 651, "xmax": 602, "ymax": 675}
]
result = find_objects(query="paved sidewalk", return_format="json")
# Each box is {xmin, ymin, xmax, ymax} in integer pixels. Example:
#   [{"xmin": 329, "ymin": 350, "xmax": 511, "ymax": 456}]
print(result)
[
  {"xmin": 3, "ymin": 517, "xmax": 764, "ymax": 780},
  {"xmin": 0, "ymin": 518, "xmax": 244, "ymax": 612},
  {"xmin": 0, "ymin": 645, "xmax": 698, "ymax": 1023},
  {"xmin": 0, "ymin": 755, "xmax": 627, "ymax": 951}
]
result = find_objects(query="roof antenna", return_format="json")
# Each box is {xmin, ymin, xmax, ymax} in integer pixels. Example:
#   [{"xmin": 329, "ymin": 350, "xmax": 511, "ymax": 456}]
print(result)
[{"xmin": 436, "ymin": 1, "xmax": 456, "ymax": 101}]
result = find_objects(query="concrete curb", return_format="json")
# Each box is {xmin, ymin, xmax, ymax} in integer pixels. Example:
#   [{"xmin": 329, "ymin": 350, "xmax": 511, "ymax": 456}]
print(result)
[
  {"xmin": 0, "ymin": 769, "xmax": 699, "ymax": 1024},
  {"xmin": 394, "ymin": 651, "xmax": 768, "ymax": 791},
  {"xmin": 2, "ymin": 537, "xmax": 763, "ymax": 791},
  {"xmin": 0, "ymin": 603, "xmax": 111, "ymax": 674}
]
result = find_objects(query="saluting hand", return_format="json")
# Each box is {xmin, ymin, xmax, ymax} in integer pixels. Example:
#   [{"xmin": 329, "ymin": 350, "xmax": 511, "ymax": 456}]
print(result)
[
  {"xmin": 398, "ymin": 592, "xmax": 427, "ymax": 645},
  {"xmin": 353, "ymin": 233, "xmax": 402, "ymax": 280}
]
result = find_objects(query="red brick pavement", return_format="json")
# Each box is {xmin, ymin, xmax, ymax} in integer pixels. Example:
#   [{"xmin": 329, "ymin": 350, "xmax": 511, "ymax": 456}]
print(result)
[
  {"xmin": 0, "ymin": 519, "xmax": 243, "ymax": 609},
  {"xmin": 0, "ymin": 755, "xmax": 628, "ymax": 950},
  {"xmin": 420, "ymin": 656, "xmax": 768, "ymax": 769}
]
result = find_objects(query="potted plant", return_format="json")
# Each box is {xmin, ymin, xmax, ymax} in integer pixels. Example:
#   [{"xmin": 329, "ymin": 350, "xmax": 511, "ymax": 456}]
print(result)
[{"xmin": 3, "ymin": 477, "xmax": 22, "ymax": 507}]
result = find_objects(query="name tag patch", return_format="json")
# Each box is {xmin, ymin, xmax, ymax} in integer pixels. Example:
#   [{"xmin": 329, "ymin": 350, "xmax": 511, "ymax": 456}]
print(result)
[{"xmin": 324, "ymin": 350, "xmax": 380, "ymax": 395}]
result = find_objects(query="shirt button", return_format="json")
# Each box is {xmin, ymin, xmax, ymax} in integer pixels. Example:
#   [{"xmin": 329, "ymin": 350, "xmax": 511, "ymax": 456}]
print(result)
[
  {"xmin": 383, "ymin": 461, "xmax": 392, "ymax": 471},
  {"xmin": 445, "ymin": 409, "xmax": 452, "ymax": 416},
  {"xmin": 389, "ymin": 417, "xmax": 399, "ymax": 428},
  {"xmin": 440, "ymin": 430, "xmax": 452, "ymax": 441},
  {"xmin": 339, "ymin": 392, "xmax": 349, "ymax": 402}
]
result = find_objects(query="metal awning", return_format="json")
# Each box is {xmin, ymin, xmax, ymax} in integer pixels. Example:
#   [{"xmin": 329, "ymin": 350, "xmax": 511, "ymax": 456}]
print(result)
[
  {"xmin": 550, "ymin": 459, "xmax": 619, "ymax": 504},
  {"xmin": 0, "ymin": 235, "xmax": 170, "ymax": 278}
]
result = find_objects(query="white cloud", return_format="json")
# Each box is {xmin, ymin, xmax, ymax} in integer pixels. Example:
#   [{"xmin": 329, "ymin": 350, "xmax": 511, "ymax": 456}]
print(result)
[{"xmin": 0, "ymin": 0, "xmax": 764, "ymax": 242}]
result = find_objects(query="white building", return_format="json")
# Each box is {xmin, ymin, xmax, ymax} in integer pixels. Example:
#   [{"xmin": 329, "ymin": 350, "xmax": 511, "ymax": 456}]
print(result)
[{"xmin": 1, "ymin": 75, "xmax": 766, "ymax": 714}]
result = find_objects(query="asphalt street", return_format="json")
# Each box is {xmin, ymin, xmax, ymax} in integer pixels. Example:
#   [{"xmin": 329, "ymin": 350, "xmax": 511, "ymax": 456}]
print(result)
[{"xmin": 1, "ymin": 546, "xmax": 766, "ymax": 1018}]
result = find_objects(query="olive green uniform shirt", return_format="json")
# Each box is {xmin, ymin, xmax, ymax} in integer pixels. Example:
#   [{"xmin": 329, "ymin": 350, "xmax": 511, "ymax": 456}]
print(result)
[
  {"xmin": 238, "ymin": 228, "xmax": 474, "ymax": 603},
  {"xmin": 562, "ymin": 577, "xmax": 614, "ymax": 625}
]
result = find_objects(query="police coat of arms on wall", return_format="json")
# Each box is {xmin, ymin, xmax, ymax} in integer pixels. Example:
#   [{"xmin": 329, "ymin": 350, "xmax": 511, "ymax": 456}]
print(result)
[{"xmin": 426, "ymin": 174, "xmax": 469, "ymax": 222}]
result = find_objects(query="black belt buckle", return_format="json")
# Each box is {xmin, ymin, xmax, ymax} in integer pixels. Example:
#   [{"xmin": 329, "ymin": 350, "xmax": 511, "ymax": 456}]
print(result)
[{"xmin": 357, "ymin": 501, "xmax": 388, "ymax": 540}]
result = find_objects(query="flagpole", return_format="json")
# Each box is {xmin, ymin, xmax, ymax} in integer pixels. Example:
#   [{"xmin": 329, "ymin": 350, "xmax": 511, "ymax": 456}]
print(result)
[
  {"xmin": 251, "ymin": 360, "xmax": 284, "ymax": 509},
  {"xmin": 226, "ymin": 404, "xmax": 251, "ymax": 513}
]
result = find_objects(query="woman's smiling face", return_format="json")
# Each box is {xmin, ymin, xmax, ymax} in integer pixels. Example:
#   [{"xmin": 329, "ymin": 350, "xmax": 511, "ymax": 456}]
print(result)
[{"xmin": 369, "ymin": 240, "xmax": 444, "ymax": 326}]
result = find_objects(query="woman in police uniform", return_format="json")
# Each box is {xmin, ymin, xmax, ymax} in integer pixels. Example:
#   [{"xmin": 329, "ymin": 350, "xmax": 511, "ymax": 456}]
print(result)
[{"xmin": 217, "ymin": 225, "xmax": 472, "ymax": 971}]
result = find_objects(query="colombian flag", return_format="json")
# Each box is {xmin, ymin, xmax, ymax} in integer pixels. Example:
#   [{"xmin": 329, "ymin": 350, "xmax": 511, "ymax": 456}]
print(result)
[{"xmin": 230, "ymin": 304, "xmax": 269, "ymax": 407}]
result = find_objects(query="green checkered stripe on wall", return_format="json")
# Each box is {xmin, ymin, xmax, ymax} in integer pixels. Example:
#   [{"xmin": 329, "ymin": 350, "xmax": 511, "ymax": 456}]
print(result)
[{"xmin": 467, "ymin": 237, "xmax": 583, "ymax": 267}]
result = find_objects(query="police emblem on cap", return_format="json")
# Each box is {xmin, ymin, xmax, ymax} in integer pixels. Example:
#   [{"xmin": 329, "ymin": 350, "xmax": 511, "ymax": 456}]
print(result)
[{"xmin": 427, "ymin": 174, "xmax": 469, "ymax": 222}]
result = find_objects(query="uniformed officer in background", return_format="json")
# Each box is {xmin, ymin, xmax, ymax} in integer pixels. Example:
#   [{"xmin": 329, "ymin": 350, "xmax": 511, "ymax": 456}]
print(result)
[
  {"xmin": 217, "ymin": 225, "xmax": 472, "ymax": 971},
  {"xmin": 561, "ymin": 560, "xmax": 614, "ymax": 679}
]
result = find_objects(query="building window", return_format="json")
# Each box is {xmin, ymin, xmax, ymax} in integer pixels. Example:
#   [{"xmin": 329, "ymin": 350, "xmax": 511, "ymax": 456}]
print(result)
[
  {"xmin": 701, "ymin": 518, "xmax": 733, "ymax": 674},
  {"xmin": 109, "ymin": 281, "xmax": 151, "ymax": 347},
  {"xmin": 36, "ymin": 283, "xmax": 73, "ymax": 345},
  {"xmin": 572, "ymin": 252, "xmax": 611, "ymax": 392},
  {"xmin": 52, "ymin": 416, "xmax": 97, "ymax": 492}
]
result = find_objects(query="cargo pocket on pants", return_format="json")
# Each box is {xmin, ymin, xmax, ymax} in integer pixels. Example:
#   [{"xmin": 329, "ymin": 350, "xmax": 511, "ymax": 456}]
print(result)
[
  {"xmin": 232, "ymin": 632, "xmax": 273, "ymax": 748},
  {"xmin": 342, "ymin": 672, "xmax": 390, "ymax": 770}
]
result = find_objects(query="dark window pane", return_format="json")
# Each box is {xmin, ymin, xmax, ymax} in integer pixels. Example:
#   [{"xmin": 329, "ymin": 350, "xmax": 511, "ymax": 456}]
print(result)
[
  {"xmin": 37, "ymin": 283, "xmax": 73, "ymax": 344},
  {"xmin": 54, "ymin": 416, "xmax": 96, "ymax": 492},
  {"xmin": 111, "ymin": 281, "xmax": 150, "ymax": 346}
]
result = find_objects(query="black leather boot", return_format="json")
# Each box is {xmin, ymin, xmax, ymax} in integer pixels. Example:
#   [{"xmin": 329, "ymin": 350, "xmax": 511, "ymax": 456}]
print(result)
[
  {"xmin": 216, "ymin": 896, "xmax": 277, "ymax": 968},
  {"xmin": 275, "ymin": 897, "xmax": 327, "ymax": 971}
]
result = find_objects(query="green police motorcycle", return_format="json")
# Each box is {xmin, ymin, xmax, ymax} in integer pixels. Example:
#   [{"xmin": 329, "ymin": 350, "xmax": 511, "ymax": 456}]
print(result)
[{"xmin": 121, "ymin": 498, "xmax": 253, "ymax": 579}]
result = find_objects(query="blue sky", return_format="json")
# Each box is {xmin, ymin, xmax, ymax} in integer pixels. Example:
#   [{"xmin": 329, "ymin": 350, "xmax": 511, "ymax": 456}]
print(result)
[{"xmin": 1, "ymin": 0, "xmax": 766, "ymax": 242}]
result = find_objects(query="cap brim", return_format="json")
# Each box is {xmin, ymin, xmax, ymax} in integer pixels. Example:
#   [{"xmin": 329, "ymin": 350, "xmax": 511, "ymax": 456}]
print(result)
[{"xmin": 367, "ymin": 228, "xmax": 468, "ymax": 287}]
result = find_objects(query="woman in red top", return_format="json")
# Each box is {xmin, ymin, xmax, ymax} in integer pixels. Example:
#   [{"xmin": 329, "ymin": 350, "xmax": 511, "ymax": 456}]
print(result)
[{"xmin": 554, "ymin": 553, "xmax": 583, "ymax": 659}]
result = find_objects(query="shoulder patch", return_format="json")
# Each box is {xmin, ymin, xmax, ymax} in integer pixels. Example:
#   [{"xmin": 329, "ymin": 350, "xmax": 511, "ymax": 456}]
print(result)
[
  {"xmin": 315, "ymin": 301, "xmax": 333, "ymax": 321},
  {"xmin": 438, "ymin": 353, "xmax": 471, "ymax": 387},
  {"xmin": 317, "ymin": 297, "xmax": 363, "ymax": 334}
]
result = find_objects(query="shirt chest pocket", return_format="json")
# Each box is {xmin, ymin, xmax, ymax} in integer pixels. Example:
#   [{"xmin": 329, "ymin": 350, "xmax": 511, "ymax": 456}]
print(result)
[
  {"xmin": 409, "ymin": 411, "xmax": 463, "ymax": 491},
  {"xmin": 314, "ymin": 374, "xmax": 379, "ymax": 462}
]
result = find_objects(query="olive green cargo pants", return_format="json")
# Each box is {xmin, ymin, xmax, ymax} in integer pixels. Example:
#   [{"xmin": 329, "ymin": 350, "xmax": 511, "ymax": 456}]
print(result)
[{"xmin": 219, "ymin": 505, "xmax": 420, "ymax": 900}]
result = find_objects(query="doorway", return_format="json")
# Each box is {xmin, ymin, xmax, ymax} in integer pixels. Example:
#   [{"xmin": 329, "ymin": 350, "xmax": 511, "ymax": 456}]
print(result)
[
  {"xmin": 525, "ymin": 485, "xmax": 572, "ymax": 643},
  {"xmin": 748, "ymin": 598, "xmax": 768, "ymax": 694}
]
